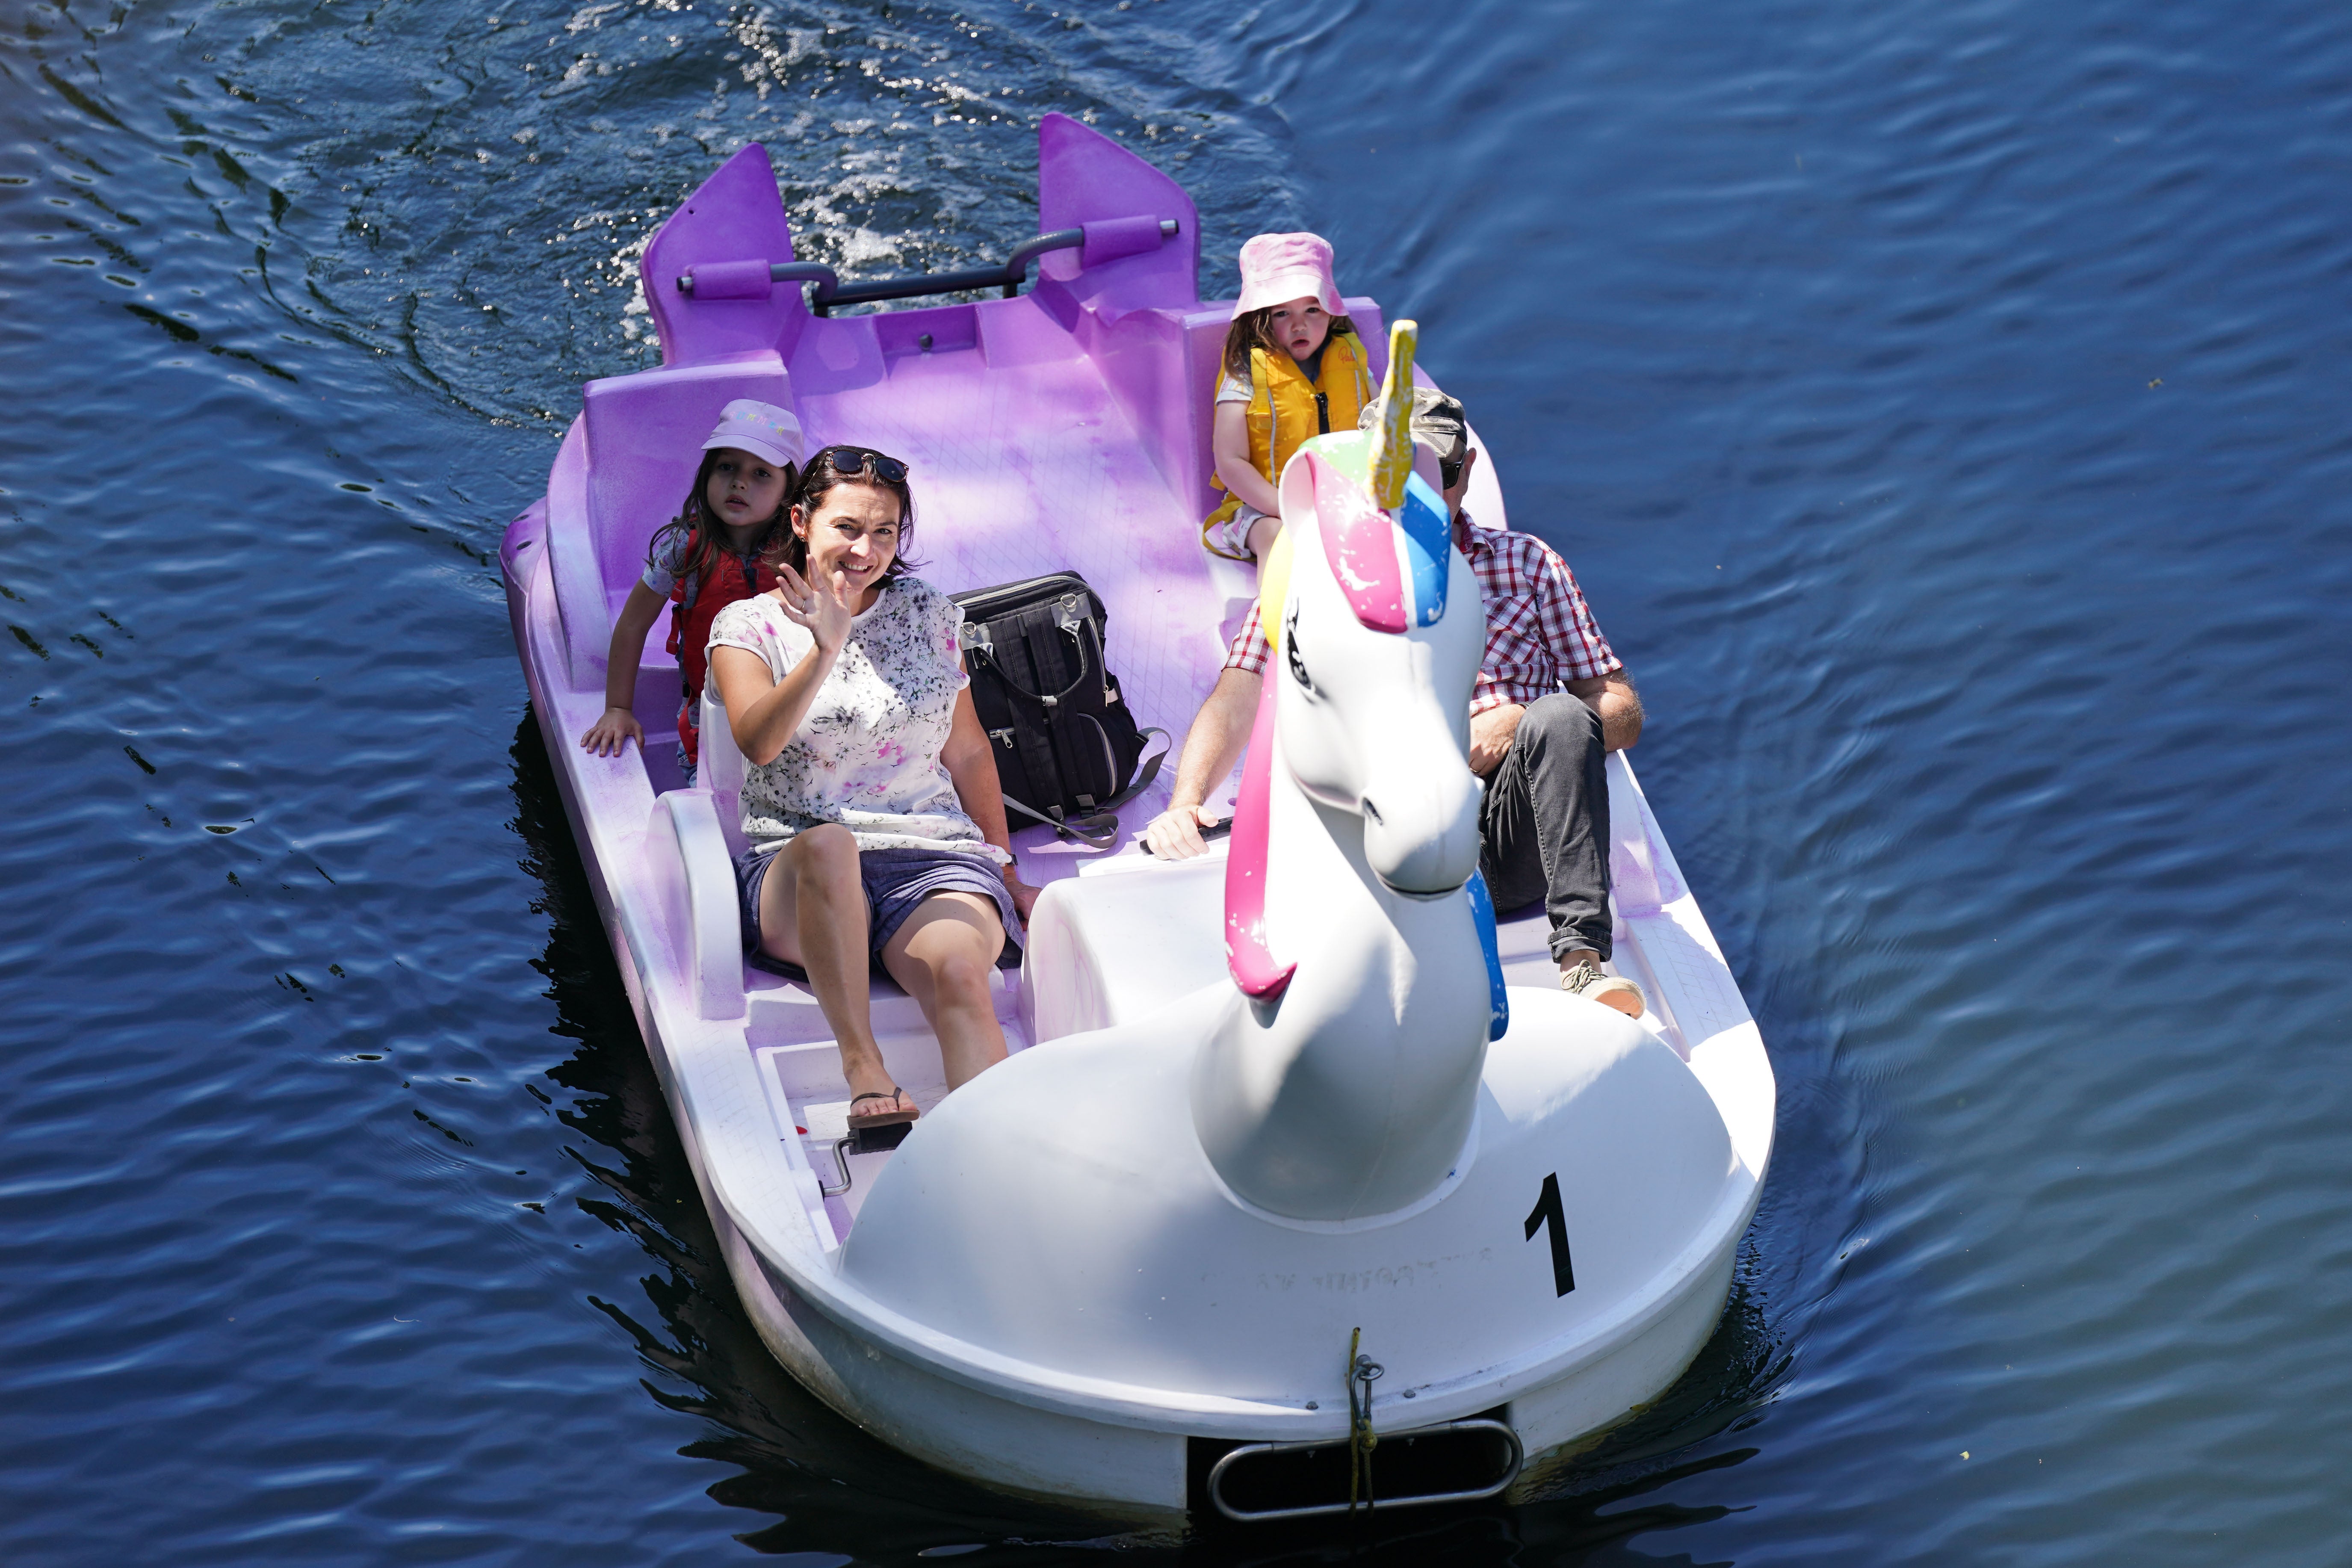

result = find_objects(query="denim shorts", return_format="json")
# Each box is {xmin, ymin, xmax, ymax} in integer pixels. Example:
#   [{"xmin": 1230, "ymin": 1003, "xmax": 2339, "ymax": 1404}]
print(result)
[{"xmin": 736, "ymin": 842, "xmax": 1020, "ymax": 980}]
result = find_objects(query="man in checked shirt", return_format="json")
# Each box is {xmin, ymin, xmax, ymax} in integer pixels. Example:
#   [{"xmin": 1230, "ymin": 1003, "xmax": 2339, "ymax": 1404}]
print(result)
[{"xmin": 1144, "ymin": 389, "xmax": 1649, "ymax": 1019}]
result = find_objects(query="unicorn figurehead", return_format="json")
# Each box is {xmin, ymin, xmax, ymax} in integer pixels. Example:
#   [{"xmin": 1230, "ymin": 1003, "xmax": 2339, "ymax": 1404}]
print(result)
[{"xmin": 1191, "ymin": 323, "xmax": 1511, "ymax": 1223}]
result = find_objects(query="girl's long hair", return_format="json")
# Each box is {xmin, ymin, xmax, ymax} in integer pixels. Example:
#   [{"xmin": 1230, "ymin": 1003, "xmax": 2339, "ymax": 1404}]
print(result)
[
  {"xmin": 1221, "ymin": 307, "xmax": 1356, "ymax": 381},
  {"xmin": 642, "ymin": 448, "xmax": 798, "ymax": 588},
  {"xmin": 778, "ymin": 448, "xmax": 923, "ymax": 581}
]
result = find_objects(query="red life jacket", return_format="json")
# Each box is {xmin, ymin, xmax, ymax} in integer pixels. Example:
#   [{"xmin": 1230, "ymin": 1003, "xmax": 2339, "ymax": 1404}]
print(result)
[{"xmin": 665, "ymin": 547, "xmax": 779, "ymax": 766}]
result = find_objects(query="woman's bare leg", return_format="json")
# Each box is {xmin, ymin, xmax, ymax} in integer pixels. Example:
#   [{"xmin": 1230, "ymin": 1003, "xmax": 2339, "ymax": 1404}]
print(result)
[
  {"xmin": 879, "ymin": 892, "xmax": 1009, "ymax": 1092},
  {"xmin": 758, "ymin": 826, "xmax": 911, "ymax": 1118}
]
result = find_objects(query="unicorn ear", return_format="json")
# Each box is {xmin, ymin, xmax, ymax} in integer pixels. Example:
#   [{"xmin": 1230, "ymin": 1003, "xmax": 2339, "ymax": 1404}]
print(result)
[{"xmin": 1369, "ymin": 319, "xmax": 1420, "ymax": 510}]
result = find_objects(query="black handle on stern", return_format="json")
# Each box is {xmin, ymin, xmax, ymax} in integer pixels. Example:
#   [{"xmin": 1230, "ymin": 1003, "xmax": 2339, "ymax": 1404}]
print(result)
[{"xmin": 676, "ymin": 220, "xmax": 1179, "ymax": 315}]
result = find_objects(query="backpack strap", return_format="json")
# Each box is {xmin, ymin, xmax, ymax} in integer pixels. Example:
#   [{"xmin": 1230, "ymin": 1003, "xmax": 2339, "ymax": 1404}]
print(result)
[
  {"xmin": 1100, "ymin": 726, "xmax": 1169, "ymax": 812},
  {"xmin": 993, "ymin": 620, "xmax": 1078, "ymax": 824},
  {"xmin": 1000, "ymin": 791, "xmax": 1120, "ymax": 850},
  {"xmin": 998, "ymin": 726, "xmax": 1168, "ymax": 850},
  {"xmin": 972, "ymin": 597, "xmax": 1099, "ymax": 709}
]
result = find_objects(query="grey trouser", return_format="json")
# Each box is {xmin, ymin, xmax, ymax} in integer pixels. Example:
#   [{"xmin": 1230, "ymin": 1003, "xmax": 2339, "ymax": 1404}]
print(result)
[{"xmin": 1477, "ymin": 692, "xmax": 1613, "ymax": 963}]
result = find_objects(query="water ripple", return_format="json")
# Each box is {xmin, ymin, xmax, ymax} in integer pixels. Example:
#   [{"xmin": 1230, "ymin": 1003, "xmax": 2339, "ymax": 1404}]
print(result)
[{"xmin": 6, "ymin": 0, "xmax": 2352, "ymax": 1562}]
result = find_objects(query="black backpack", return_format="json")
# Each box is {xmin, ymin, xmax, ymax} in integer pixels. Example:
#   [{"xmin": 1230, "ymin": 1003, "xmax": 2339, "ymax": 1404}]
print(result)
[{"xmin": 951, "ymin": 572, "xmax": 1167, "ymax": 848}]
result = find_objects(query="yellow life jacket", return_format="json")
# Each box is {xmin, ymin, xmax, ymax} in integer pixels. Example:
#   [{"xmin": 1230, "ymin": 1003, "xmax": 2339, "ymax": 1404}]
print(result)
[{"xmin": 1202, "ymin": 331, "xmax": 1375, "ymax": 558}]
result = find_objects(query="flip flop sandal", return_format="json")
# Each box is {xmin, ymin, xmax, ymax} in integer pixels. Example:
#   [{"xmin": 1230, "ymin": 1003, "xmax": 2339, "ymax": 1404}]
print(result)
[{"xmin": 846, "ymin": 1089, "xmax": 919, "ymax": 1130}]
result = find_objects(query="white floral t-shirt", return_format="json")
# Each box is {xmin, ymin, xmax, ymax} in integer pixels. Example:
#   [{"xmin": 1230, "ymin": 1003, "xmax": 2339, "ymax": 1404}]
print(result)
[{"xmin": 706, "ymin": 578, "xmax": 1005, "ymax": 862}]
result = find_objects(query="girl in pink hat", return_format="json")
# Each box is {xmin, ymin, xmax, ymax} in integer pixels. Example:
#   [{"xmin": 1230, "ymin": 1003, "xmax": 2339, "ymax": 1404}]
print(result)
[
  {"xmin": 1202, "ymin": 231, "xmax": 1373, "ymax": 564},
  {"xmin": 579, "ymin": 398, "xmax": 805, "ymax": 780}
]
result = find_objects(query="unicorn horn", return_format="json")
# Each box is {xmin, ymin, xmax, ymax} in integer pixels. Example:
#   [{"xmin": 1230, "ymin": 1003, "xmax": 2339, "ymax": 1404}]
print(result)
[{"xmin": 1370, "ymin": 319, "xmax": 1420, "ymax": 510}]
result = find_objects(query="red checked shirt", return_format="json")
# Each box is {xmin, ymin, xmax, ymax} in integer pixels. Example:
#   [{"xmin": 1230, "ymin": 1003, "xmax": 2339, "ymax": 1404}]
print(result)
[{"xmin": 1223, "ymin": 513, "xmax": 1622, "ymax": 712}]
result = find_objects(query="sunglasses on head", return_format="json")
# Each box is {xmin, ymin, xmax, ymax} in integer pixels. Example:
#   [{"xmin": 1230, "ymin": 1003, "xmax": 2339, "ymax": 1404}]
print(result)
[{"xmin": 814, "ymin": 445, "xmax": 909, "ymax": 485}]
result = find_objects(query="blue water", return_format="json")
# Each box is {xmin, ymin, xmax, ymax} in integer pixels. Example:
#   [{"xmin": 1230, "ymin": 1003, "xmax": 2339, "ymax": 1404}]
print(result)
[{"xmin": 5, "ymin": 0, "xmax": 2349, "ymax": 1561}]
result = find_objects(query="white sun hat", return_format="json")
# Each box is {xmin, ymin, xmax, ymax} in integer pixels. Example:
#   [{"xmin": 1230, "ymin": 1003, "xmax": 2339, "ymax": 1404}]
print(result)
[
  {"xmin": 701, "ymin": 399, "xmax": 805, "ymax": 470},
  {"xmin": 1232, "ymin": 231, "xmax": 1344, "ymax": 319}
]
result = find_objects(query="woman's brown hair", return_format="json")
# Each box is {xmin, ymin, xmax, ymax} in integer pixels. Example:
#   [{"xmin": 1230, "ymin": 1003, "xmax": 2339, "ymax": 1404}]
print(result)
[{"xmin": 1221, "ymin": 306, "xmax": 1357, "ymax": 381}]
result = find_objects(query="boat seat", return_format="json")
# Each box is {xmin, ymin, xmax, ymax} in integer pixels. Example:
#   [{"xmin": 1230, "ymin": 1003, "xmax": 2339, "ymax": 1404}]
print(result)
[
  {"xmin": 1021, "ymin": 853, "xmax": 1227, "ymax": 1043},
  {"xmin": 620, "ymin": 693, "xmax": 748, "ymax": 1025},
  {"xmin": 550, "ymin": 354, "xmax": 793, "ymax": 691},
  {"xmin": 691, "ymin": 693, "xmax": 939, "ymax": 1020},
  {"xmin": 698, "ymin": 688, "xmax": 746, "ymax": 815},
  {"xmin": 1173, "ymin": 299, "xmax": 1386, "ymax": 527},
  {"xmin": 646, "ymin": 785, "xmax": 745, "ymax": 1022}
]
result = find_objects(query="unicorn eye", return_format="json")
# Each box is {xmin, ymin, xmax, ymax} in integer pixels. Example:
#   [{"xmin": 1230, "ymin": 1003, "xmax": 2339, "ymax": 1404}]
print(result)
[{"xmin": 1283, "ymin": 602, "xmax": 1316, "ymax": 695}]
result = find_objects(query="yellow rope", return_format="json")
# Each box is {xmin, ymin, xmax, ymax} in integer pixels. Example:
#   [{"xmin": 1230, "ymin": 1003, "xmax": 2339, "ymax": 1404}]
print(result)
[{"xmin": 1347, "ymin": 1326, "xmax": 1381, "ymax": 1513}]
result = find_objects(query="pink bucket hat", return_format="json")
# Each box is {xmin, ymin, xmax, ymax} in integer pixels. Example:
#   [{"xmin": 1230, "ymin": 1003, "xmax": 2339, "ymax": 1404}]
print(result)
[
  {"xmin": 701, "ymin": 399, "xmax": 805, "ymax": 471},
  {"xmin": 1232, "ymin": 231, "xmax": 1344, "ymax": 319}
]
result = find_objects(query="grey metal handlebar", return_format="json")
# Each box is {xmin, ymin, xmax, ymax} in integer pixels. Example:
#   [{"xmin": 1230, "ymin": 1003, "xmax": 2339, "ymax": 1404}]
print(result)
[{"xmin": 677, "ymin": 219, "xmax": 1178, "ymax": 315}]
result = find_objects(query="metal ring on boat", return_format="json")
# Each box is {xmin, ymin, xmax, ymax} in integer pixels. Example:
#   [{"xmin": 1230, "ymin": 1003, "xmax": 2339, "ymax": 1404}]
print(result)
[{"xmin": 1203, "ymin": 1416, "xmax": 1523, "ymax": 1524}]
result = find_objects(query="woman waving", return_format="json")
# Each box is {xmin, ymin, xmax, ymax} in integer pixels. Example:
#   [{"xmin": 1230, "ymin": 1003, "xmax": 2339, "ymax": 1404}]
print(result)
[{"xmin": 708, "ymin": 446, "xmax": 1036, "ymax": 1130}]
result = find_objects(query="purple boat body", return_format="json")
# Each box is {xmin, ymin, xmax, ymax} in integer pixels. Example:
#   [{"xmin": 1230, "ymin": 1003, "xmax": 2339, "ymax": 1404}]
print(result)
[
  {"xmin": 500, "ymin": 117, "xmax": 1773, "ymax": 1521},
  {"xmin": 508, "ymin": 116, "xmax": 1414, "ymax": 1027}
]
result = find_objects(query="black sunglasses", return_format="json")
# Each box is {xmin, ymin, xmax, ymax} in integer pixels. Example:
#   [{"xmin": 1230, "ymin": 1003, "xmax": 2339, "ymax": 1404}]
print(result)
[{"xmin": 814, "ymin": 445, "xmax": 909, "ymax": 485}]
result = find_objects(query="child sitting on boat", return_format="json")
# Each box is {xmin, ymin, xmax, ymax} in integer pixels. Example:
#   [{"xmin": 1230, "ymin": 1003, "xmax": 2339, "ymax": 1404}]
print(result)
[
  {"xmin": 1154, "ymin": 389, "xmax": 1650, "ymax": 1019},
  {"xmin": 578, "ymin": 399, "xmax": 805, "ymax": 780},
  {"xmin": 708, "ymin": 446, "xmax": 1040, "ymax": 1130},
  {"xmin": 1200, "ymin": 232, "xmax": 1373, "ymax": 564}
]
